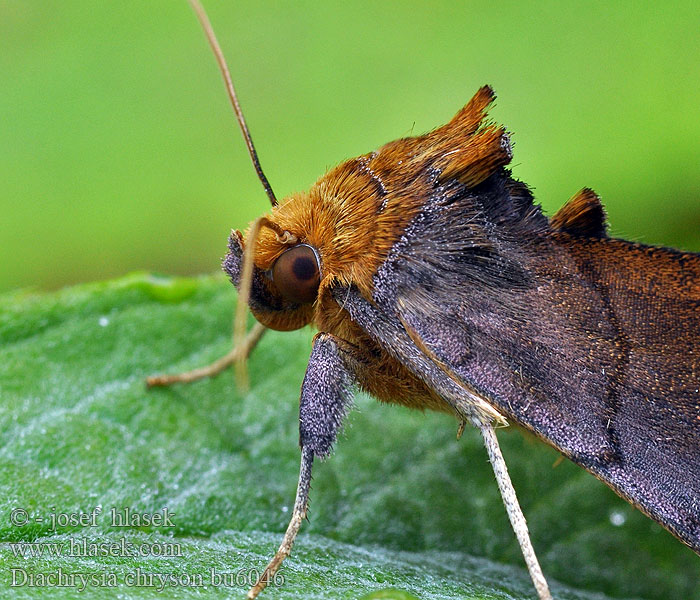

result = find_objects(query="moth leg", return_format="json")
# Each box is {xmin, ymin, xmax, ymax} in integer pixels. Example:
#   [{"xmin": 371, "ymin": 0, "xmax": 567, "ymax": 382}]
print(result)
[
  {"xmin": 247, "ymin": 446, "xmax": 313, "ymax": 599},
  {"xmin": 479, "ymin": 423, "xmax": 552, "ymax": 600},
  {"xmin": 456, "ymin": 418, "xmax": 466, "ymax": 439},
  {"xmin": 248, "ymin": 333, "xmax": 356, "ymax": 599},
  {"xmin": 145, "ymin": 321, "xmax": 266, "ymax": 387}
]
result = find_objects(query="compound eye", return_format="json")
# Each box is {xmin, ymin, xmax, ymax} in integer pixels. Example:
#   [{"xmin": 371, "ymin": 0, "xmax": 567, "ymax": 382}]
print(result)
[{"xmin": 272, "ymin": 244, "xmax": 320, "ymax": 304}]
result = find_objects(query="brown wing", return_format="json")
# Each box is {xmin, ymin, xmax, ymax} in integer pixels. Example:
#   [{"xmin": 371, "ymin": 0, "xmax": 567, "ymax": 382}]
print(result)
[{"xmin": 340, "ymin": 172, "xmax": 700, "ymax": 553}]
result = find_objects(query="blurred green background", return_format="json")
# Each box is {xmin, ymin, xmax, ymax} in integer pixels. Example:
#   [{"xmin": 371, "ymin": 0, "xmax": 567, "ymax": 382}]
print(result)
[{"xmin": 1, "ymin": 0, "xmax": 698, "ymax": 293}]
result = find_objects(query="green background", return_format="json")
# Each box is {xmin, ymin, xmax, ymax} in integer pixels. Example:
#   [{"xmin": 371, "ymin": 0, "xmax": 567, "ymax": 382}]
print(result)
[{"xmin": 1, "ymin": 0, "xmax": 699, "ymax": 293}]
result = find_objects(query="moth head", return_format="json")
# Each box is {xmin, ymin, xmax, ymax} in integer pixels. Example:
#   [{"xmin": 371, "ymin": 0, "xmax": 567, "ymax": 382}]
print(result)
[{"xmin": 222, "ymin": 210, "xmax": 321, "ymax": 332}]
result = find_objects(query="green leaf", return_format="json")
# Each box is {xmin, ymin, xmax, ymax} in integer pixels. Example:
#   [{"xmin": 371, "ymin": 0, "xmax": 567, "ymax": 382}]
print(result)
[{"xmin": 1, "ymin": 274, "xmax": 697, "ymax": 599}]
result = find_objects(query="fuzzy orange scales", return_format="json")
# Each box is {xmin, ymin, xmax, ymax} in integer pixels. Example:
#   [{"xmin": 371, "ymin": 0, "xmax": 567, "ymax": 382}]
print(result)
[{"xmin": 241, "ymin": 85, "xmax": 510, "ymax": 331}]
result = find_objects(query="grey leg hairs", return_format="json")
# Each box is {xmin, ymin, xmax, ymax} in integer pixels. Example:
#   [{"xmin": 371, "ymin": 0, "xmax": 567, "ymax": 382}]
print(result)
[{"xmin": 247, "ymin": 333, "xmax": 355, "ymax": 599}]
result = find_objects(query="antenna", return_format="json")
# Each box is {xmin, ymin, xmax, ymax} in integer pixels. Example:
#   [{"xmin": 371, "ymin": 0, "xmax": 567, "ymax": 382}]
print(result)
[{"xmin": 188, "ymin": 0, "xmax": 278, "ymax": 207}]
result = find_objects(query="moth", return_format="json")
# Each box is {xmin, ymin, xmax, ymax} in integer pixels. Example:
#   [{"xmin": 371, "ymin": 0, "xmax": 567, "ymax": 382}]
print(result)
[{"xmin": 149, "ymin": 2, "xmax": 700, "ymax": 599}]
